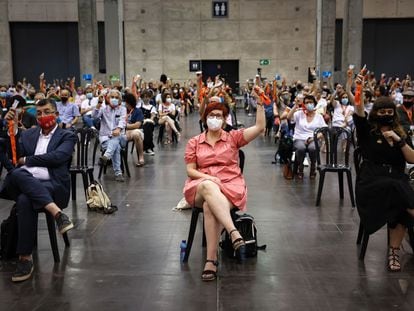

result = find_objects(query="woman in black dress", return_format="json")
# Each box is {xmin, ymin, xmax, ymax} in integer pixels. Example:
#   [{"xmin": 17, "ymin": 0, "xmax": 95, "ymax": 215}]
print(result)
[{"xmin": 351, "ymin": 68, "xmax": 414, "ymax": 271}]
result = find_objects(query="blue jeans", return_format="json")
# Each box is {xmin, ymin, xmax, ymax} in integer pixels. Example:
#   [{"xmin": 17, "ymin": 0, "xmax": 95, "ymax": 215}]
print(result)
[
  {"xmin": 82, "ymin": 115, "xmax": 100, "ymax": 129},
  {"xmin": 101, "ymin": 136, "xmax": 122, "ymax": 175}
]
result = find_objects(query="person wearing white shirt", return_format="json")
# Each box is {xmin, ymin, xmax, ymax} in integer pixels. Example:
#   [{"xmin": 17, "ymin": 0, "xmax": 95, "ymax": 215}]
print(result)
[
  {"xmin": 0, "ymin": 98, "xmax": 76, "ymax": 282},
  {"xmin": 80, "ymin": 87, "xmax": 99, "ymax": 129},
  {"xmin": 288, "ymin": 95, "xmax": 327, "ymax": 179},
  {"xmin": 158, "ymin": 92, "xmax": 181, "ymax": 144}
]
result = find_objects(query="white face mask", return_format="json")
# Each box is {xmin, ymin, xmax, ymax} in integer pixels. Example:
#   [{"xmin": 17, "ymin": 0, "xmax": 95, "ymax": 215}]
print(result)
[
  {"xmin": 166, "ymin": 98, "xmax": 172, "ymax": 103},
  {"xmin": 206, "ymin": 116, "xmax": 223, "ymax": 131}
]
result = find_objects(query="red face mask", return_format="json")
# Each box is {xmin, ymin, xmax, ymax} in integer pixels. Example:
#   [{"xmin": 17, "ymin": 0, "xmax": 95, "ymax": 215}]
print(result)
[{"xmin": 37, "ymin": 114, "xmax": 56, "ymax": 131}]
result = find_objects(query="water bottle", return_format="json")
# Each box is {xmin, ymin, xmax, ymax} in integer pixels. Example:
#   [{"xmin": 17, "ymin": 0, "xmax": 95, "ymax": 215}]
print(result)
[{"xmin": 180, "ymin": 240, "xmax": 187, "ymax": 262}]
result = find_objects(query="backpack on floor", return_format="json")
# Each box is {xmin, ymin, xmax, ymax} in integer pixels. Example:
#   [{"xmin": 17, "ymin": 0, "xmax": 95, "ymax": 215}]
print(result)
[
  {"xmin": 86, "ymin": 181, "xmax": 118, "ymax": 214},
  {"xmin": 0, "ymin": 205, "xmax": 18, "ymax": 260},
  {"xmin": 220, "ymin": 213, "xmax": 266, "ymax": 259},
  {"xmin": 276, "ymin": 135, "xmax": 293, "ymax": 165}
]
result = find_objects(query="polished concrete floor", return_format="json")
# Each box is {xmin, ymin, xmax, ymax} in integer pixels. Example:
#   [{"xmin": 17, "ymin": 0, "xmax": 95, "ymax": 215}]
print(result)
[{"xmin": 1, "ymin": 111, "xmax": 414, "ymax": 311}]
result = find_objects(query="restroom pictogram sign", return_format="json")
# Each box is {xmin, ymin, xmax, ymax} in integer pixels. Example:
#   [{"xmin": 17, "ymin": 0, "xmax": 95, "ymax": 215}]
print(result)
[{"xmin": 212, "ymin": 1, "xmax": 228, "ymax": 18}]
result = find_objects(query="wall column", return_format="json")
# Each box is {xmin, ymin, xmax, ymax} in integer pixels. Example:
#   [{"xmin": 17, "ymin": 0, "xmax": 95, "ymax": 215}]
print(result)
[
  {"xmin": 104, "ymin": 0, "xmax": 124, "ymax": 86},
  {"xmin": 0, "ymin": 0, "xmax": 13, "ymax": 84},
  {"xmin": 316, "ymin": 0, "xmax": 336, "ymax": 78},
  {"xmin": 341, "ymin": 0, "xmax": 363, "ymax": 72},
  {"xmin": 78, "ymin": 0, "xmax": 99, "ymax": 86}
]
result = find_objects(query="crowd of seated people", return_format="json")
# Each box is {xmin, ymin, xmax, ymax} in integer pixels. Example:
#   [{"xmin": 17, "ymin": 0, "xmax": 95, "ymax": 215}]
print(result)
[{"xmin": 0, "ymin": 67, "xmax": 413, "ymax": 283}]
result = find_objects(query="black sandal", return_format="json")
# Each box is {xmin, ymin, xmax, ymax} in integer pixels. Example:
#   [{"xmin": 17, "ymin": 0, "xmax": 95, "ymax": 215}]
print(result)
[
  {"xmin": 229, "ymin": 229, "xmax": 245, "ymax": 250},
  {"xmin": 201, "ymin": 259, "xmax": 218, "ymax": 281},
  {"xmin": 388, "ymin": 247, "xmax": 401, "ymax": 272}
]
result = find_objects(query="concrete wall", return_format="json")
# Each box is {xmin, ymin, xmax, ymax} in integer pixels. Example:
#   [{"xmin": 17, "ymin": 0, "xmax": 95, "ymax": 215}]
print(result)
[
  {"xmin": 5, "ymin": 0, "xmax": 414, "ymax": 84},
  {"xmin": 8, "ymin": 0, "xmax": 78, "ymax": 21},
  {"xmin": 336, "ymin": 0, "xmax": 414, "ymax": 18},
  {"xmin": 123, "ymin": 0, "xmax": 317, "ymax": 84}
]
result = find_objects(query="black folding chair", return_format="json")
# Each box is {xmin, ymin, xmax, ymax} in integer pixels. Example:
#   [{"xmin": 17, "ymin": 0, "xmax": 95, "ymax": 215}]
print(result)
[
  {"xmin": 183, "ymin": 149, "xmax": 245, "ymax": 262},
  {"xmin": 37, "ymin": 209, "xmax": 70, "ymax": 263},
  {"xmin": 313, "ymin": 126, "xmax": 355, "ymax": 207},
  {"xmin": 94, "ymin": 140, "xmax": 131, "ymax": 179},
  {"xmin": 69, "ymin": 128, "xmax": 96, "ymax": 200}
]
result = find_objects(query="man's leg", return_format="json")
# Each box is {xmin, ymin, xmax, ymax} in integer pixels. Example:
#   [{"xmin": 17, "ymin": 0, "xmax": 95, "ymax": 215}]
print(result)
[
  {"xmin": 6, "ymin": 169, "xmax": 73, "ymax": 233},
  {"xmin": 101, "ymin": 136, "xmax": 123, "ymax": 178},
  {"xmin": 11, "ymin": 193, "xmax": 36, "ymax": 282},
  {"xmin": 10, "ymin": 177, "xmax": 73, "ymax": 282}
]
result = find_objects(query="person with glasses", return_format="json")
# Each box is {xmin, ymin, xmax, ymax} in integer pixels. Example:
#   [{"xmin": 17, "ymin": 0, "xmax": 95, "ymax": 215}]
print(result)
[
  {"xmin": 0, "ymin": 98, "xmax": 76, "ymax": 282},
  {"xmin": 183, "ymin": 88, "xmax": 265, "ymax": 281},
  {"xmin": 92, "ymin": 89, "xmax": 127, "ymax": 182},
  {"xmin": 350, "ymin": 67, "xmax": 414, "ymax": 272}
]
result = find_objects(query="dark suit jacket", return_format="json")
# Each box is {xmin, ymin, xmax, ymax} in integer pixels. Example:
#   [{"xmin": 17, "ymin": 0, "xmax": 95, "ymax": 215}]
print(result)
[{"xmin": 19, "ymin": 126, "xmax": 77, "ymax": 209}]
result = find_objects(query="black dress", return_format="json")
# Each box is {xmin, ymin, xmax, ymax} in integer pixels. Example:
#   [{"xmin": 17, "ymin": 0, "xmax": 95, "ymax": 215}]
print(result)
[{"xmin": 354, "ymin": 114, "xmax": 414, "ymax": 234}]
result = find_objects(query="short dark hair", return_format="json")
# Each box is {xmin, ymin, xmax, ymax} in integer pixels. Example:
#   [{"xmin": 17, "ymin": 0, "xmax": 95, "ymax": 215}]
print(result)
[
  {"xmin": 303, "ymin": 95, "xmax": 317, "ymax": 106},
  {"xmin": 123, "ymin": 92, "xmax": 137, "ymax": 107},
  {"xmin": 37, "ymin": 98, "xmax": 57, "ymax": 111}
]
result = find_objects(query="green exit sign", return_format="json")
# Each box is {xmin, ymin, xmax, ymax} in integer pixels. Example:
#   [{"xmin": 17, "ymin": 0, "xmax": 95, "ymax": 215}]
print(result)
[{"xmin": 260, "ymin": 59, "xmax": 270, "ymax": 65}]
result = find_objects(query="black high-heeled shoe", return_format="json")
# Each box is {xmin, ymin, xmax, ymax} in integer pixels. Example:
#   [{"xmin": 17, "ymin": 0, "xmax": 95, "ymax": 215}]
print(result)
[
  {"xmin": 201, "ymin": 259, "xmax": 219, "ymax": 281},
  {"xmin": 229, "ymin": 229, "xmax": 246, "ymax": 262},
  {"xmin": 229, "ymin": 229, "xmax": 245, "ymax": 250}
]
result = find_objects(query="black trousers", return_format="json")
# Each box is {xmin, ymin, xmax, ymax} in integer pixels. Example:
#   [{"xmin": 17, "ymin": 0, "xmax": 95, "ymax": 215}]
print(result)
[
  {"xmin": 0, "ymin": 137, "xmax": 15, "ymax": 172},
  {"xmin": 4, "ymin": 168, "xmax": 56, "ymax": 255},
  {"xmin": 143, "ymin": 122, "xmax": 155, "ymax": 151}
]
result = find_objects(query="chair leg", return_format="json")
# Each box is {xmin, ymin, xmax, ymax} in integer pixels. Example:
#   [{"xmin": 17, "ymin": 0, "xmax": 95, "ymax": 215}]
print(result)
[
  {"xmin": 88, "ymin": 170, "xmax": 95, "ymax": 184},
  {"xmin": 63, "ymin": 232, "xmax": 70, "ymax": 247},
  {"xmin": 359, "ymin": 233, "xmax": 369, "ymax": 261},
  {"xmin": 71, "ymin": 173, "xmax": 77, "ymax": 201},
  {"xmin": 407, "ymin": 224, "xmax": 414, "ymax": 253},
  {"xmin": 338, "ymin": 171, "xmax": 344, "ymax": 199},
  {"xmin": 356, "ymin": 223, "xmax": 364, "ymax": 245},
  {"xmin": 315, "ymin": 171, "xmax": 326, "ymax": 206},
  {"xmin": 122, "ymin": 152, "xmax": 131, "ymax": 177},
  {"xmin": 183, "ymin": 208, "xmax": 201, "ymax": 262},
  {"xmin": 346, "ymin": 171, "xmax": 355, "ymax": 207},
  {"xmin": 81, "ymin": 172, "xmax": 89, "ymax": 199},
  {"xmin": 202, "ymin": 217, "xmax": 206, "ymax": 247},
  {"xmin": 98, "ymin": 163, "xmax": 104, "ymax": 179},
  {"xmin": 45, "ymin": 212, "xmax": 60, "ymax": 263}
]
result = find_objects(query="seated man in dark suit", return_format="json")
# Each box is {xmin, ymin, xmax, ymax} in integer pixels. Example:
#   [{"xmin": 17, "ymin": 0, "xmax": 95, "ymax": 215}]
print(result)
[{"xmin": 0, "ymin": 98, "xmax": 77, "ymax": 282}]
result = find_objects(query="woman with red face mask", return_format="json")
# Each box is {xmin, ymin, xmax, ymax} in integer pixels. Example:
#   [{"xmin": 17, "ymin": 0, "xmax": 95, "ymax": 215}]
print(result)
[{"xmin": 350, "ymin": 67, "xmax": 414, "ymax": 272}]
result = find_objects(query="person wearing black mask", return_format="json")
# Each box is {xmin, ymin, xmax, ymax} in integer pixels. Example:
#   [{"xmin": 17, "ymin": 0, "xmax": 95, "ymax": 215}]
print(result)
[
  {"xmin": 396, "ymin": 88, "xmax": 414, "ymax": 135},
  {"xmin": 352, "ymin": 66, "xmax": 414, "ymax": 272},
  {"xmin": 56, "ymin": 89, "xmax": 80, "ymax": 130}
]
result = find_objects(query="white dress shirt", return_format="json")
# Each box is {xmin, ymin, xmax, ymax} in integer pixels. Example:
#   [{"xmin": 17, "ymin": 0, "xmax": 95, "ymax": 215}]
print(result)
[{"xmin": 21, "ymin": 125, "xmax": 58, "ymax": 180}]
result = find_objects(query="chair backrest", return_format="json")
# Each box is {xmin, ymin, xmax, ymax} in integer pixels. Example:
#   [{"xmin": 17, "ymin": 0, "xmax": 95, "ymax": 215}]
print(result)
[
  {"xmin": 238, "ymin": 149, "xmax": 245, "ymax": 173},
  {"xmin": 314, "ymin": 126, "xmax": 352, "ymax": 166},
  {"xmin": 74, "ymin": 128, "xmax": 97, "ymax": 167}
]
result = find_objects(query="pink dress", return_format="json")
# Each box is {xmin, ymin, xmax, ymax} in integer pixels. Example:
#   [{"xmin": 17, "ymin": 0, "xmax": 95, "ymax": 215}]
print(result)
[{"xmin": 183, "ymin": 129, "xmax": 248, "ymax": 211}]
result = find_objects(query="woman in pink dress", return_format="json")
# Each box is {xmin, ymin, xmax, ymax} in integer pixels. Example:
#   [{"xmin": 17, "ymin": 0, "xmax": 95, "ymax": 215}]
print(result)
[{"xmin": 183, "ymin": 90, "xmax": 265, "ymax": 281}]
